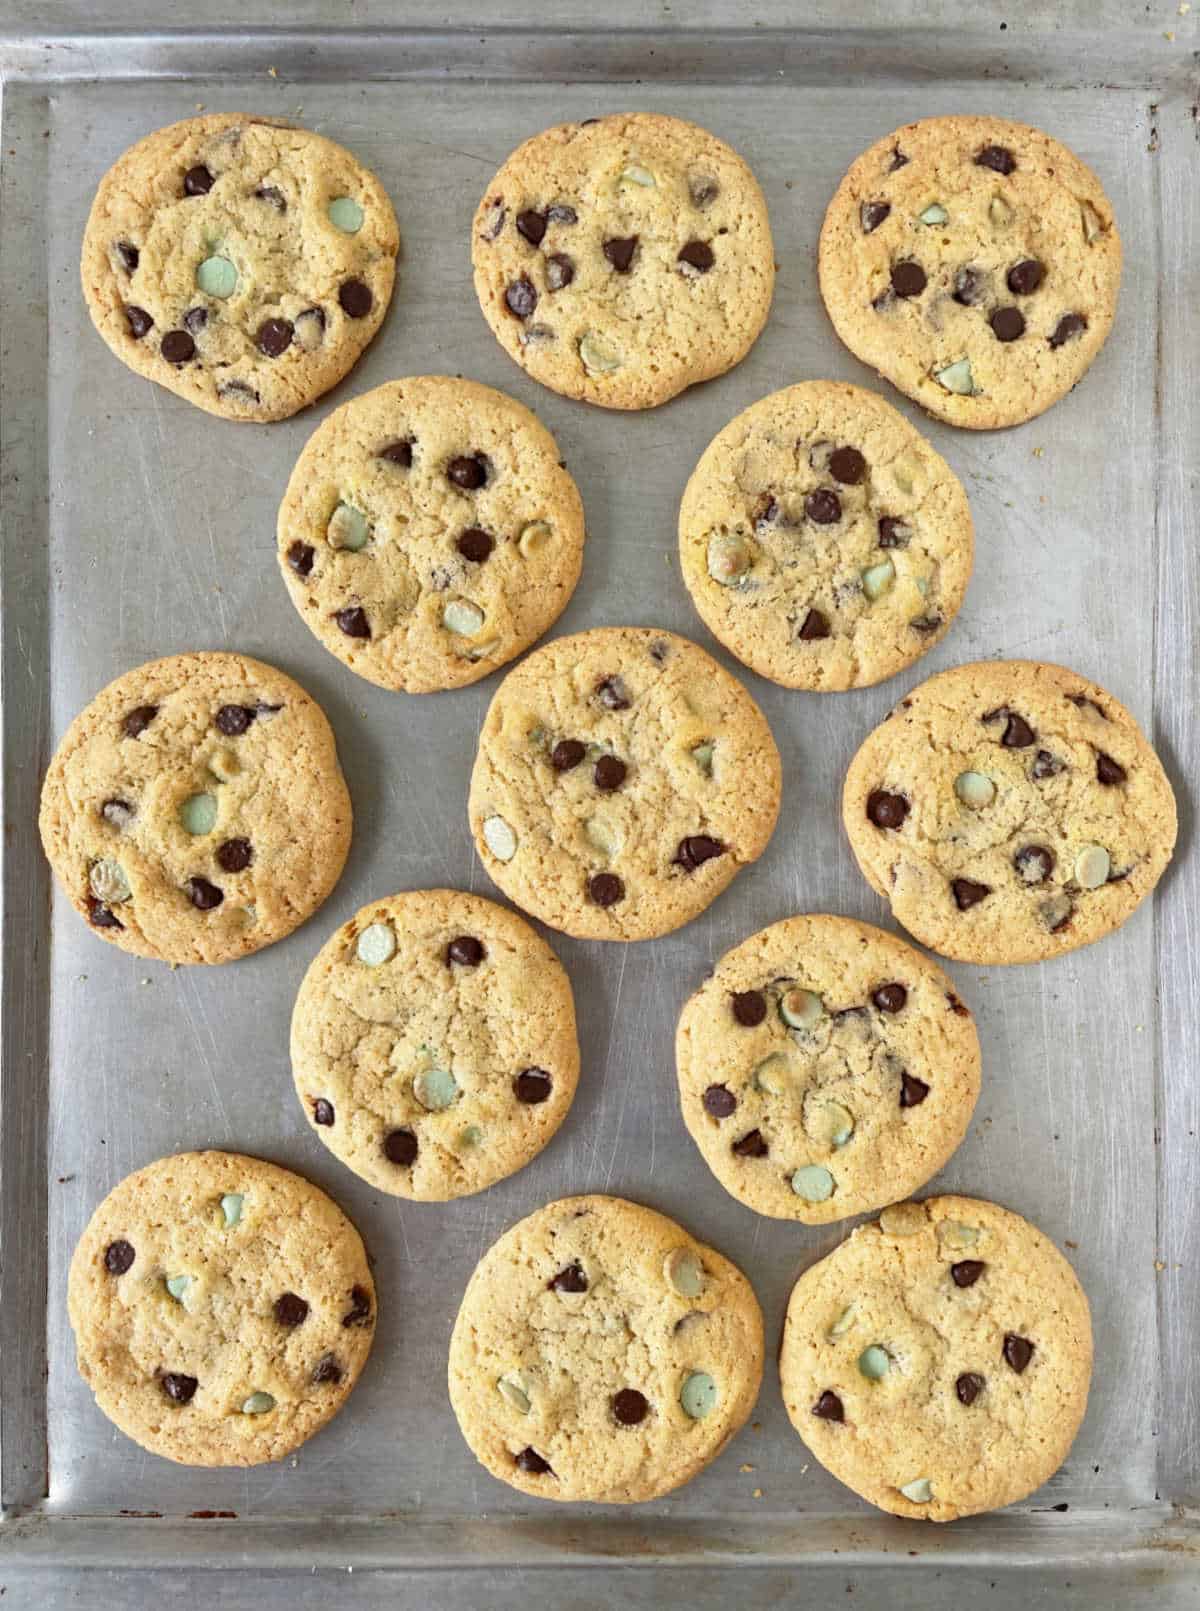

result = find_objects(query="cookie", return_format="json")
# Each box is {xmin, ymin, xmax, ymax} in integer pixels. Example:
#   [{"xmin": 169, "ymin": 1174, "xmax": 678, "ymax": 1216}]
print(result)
[
  {"xmin": 468, "ymin": 628, "xmax": 782, "ymax": 941},
  {"xmin": 675, "ymin": 914, "xmax": 980, "ymax": 1223},
  {"xmin": 842, "ymin": 660, "xmax": 1176, "ymax": 965},
  {"xmin": 779, "ymin": 1194, "xmax": 1092, "ymax": 1520},
  {"xmin": 290, "ymin": 889, "xmax": 579, "ymax": 1200},
  {"xmin": 448, "ymin": 1194, "xmax": 763, "ymax": 1503},
  {"xmin": 67, "ymin": 1151, "xmax": 376, "ymax": 1467},
  {"xmin": 678, "ymin": 381, "xmax": 973, "ymax": 689},
  {"xmin": 819, "ymin": 115, "xmax": 1121, "ymax": 429},
  {"xmin": 81, "ymin": 114, "xmax": 399, "ymax": 422},
  {"xmin": 472, "ymin": 113, "xmax": 774, "ymax": 410},
  {"xmin": 39, "ymin": 652, "xmax": 351, "ymax": 965},
  {"xmin": 276, "ymin": 376, "xmax": 585, "ymax": 692}
]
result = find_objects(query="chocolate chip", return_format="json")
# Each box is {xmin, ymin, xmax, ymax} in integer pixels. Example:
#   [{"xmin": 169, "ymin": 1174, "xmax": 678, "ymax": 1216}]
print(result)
[
  {"xmin": 603, "ymin": 235, "xmax": 638, "ymax": 272},
  {"xmin": 101, "ymin": 797, "xmax": 134, "ymax": 829},
  {"xmin": 1043, "ymin": 898, "xmax": 1074, "ymax": 933},
  {"xmin": 956, "ymin": 1372, "xmax": 985, "ymax": 1406},
  {"xmin": 990, "ymin": 306, "xmax": 1026, "ymax": 342},
  {"xmin": 754, "ymin": 493, "xmax": 779, "ymax": 527},
  {"xmin": 649, "ymin": 640, "xmax": 670, "ymax": 664},
  {"xmin": 312, "ymin": 1097, "xmax": 335, "ymax": 1127},
  {"xmin": 891, "ymin": 260, "xmax": 927, "ymax": 298},
  {"xmin": 1068, "ymin": 692, "xmax": 1107, "ymax": 717},
  {"xmin": 878, "ymin": 516, "xmax": 911, "ymax": 549},
  {"xmin": 161, "ymin": 1372, "xmax": 198, "ymax": 1403},
  {"xmin": 798, "ymin": 609, "xmax": 831, "ymax": 642},
  {"xmin": 689, "ymin": 174, "xmax": 719, "ymax": 206},
  {"xmin": 805, "ymin": 488, "xmax": 842, "ymax": 524},
  {"xmin": 183, "ymin": 164, "xmax": 214, "ymax": 196},
  {"xmin": 953, "ymin": 266, "xmax": 986, "ymax": 305},
  {"xmin": 866, "ymin": 790, "xmax": 909, "ymax": 829},
  {"xmin": 594, "ymin": 754, "xmax": 626, "ymax": 792},
  {"xmin": 910, "ymin": 614, "xmax": 943, "ymax": 634},
  {"xmin": 812, "ymin": 1390, "xmax": 845, "ymax": 1423},
  {"xmin": 254, "ymin": 184, "xmax": 286, "ymax": 211},
  {"xmin": 703, "ymin": 1083, "xmax": 737, "ymax": 1118},
  {"xmin": 446, "ymin": 454, "xmax": 488, "ymax": 490},
  {"xmin": 457, "ymin": 527, "xmax": 494, "ymax": 563},
  {"xmin": 88, "ymin": 897, "xmax": 123, "ymax": 930},
  {"xmin": 888, "ymin": 146, "xmax": 909, "ymax": 172},
  {"xmin": 125, "ymin": 305, "xmax": 153, "ymax": 339},
  {"xmin": 731, "ymin": 990, "xmax": 767, "ymax": 1027},
  {"xmin": 547, "ymin": 204, "xmax": 578, "ymax": 224},
  {"xmin": 514, "ymin": 1068, "xmax": 552, "ymax": 1104},
  {"xmin": 612, "ymin": 1388, "xmax": 649, "ymax": 1426},
  {"xmin": 383, "ymin": 1128, "xmax": 418, "ymax": 1166},
  {"xmin": 183, "ymin": 306, "xmax": 208, "ymax": 335},
  {"xmin": 985, "ymin": 708, "xmax": 1036, "ymax": 747},
  {"xmin": 1097, "ymin": 752, "xmax": 1126, "ymax": 786},
  {"xmin": 105, "ymin": 1239, "xmax": 135, "ymax": 1275},
  {"xmin": 861, "ymin": 200, "xmax": 891, "ymax": 233},
  {"xmin": 342, "ymin": 1285, "xmax": 372, "ymax": 1327},
  {"xmin": 335, "ymin": 606, "xmax": 371, "ymax": 639},
  {"xmin": 1007, "ymin": 258, "xmax": 1044, "ymax": 295},
  {"xmin": 732, "ymin": 1128, "xmax": 768, "ymax": 1158},
  {"xmin": 274, "ymin": 1292, "xmax": 309, "ymax": 1327},
  {"xmin": 312, "ymin": 1354, "xmax": 343, "ymax": 1384},
  {"xmin": 216, "ymin": 837, "xmax": 252, "ymax": 873},
  {"xmin": 588, "ymin": 872, "xmax": 624, "ymax": 907},
  {"xmin": 379, "ymin": 438, "xmax": 413, "ymax": 467},
  {"xmin": 596, "ymin": 676, "xmax": 630, "ymax": 710},
  {"xmin": 161, "ymin": 330, "xmax": 195, "ymax": 365},
  {"xmin": 217, "ymin": 379, "xmax": 259, "ymax": 404},
  {"xmin": 947, "ymin": 992, "xmax": 970, "ymax": 1017},
  {"xmin": 187, "ymin": 876, "xmax": 223, "ymax": 911},
  {"xmin": 116, "ymin": 241, "xmax": 139, "ymax": 274},
  {"xmin": 287, "ymin": 540, "xmax": 315, "ymax": 577},
  {"xmin": 256, "ymin": 317, "xmax": 293, "ymax": 357},
  {"xmin": 899, "ymin": 1071, "xmax": 930, "ymax": 1107},
  {"xmin": 976, "ymin": 145, "xmax": 1016, "ymax": 174},
  {"xmin": 516, "ymin": 209, "xmax": 548, "ymax": 245},
  {"xmin": 515, "ymin": 1447, "xmax": 553, "ymax": 1475},
  {"xmin": 447, "ymin": 935, "xmax": 485, "ymax": 967},
  {"xmin": 678, "ymin": 240, "xmax": 714, "ymax": 272},
  {"xmin": 548, "ymin": 1261, "xmax": 587, "ymax": 1293},
  {"xmin": 1049, "ymin": 312, "xmax": 1087, "ymax": 348},
  {"xmin": 1014, "ymin": 844, "xmax": 1054, "ymax": 884},
  {"xmin": 872, "ymin": 982, "xmax": 907, "ymax": 1013},
  {"xmin": 338, "ymin": 277, "xmax": 373, "ymax": 318},
  {"xmin": 830, "ymin": 447, "xmax": 866, "ymax": 485},
  {"xmin": 951, "ymin": 1260, "xmax": 986, "ymax": 1288},
  {"xmin": 1003, "ymin": 1333, "xmax": 1035, "ymax": 1373},
  {"xmin": 1031, "ymin": 749, "xmax": 1065, "ymax": 780},
  {"xmin": 551, "ymin": 739, "xmax": 586, "ymax": 771},
  {"xmin": 214, "ymin": 704, "xmax": 252, "ymax": 736},
  {"xmin": 952, "ymin": 877, "xmax": 991, "ymax": 911},
  {"xmin": 546, "ymin": 252, "xmax": 575, "ymax": 290},
  {"xmin": 505, "ymin": 277, "xmax": 538, "ymax": 318},
  {"xmin": 674, "ymin": 835, "xmax": 724, "ymax": 872}
]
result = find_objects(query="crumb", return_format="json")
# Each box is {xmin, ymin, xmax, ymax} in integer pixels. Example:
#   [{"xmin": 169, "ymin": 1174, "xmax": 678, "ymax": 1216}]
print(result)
[
  {"xmin": 752, "ymin": 1488, "xmax": 763, "ymax": 1499},
  {"xmin": 1065, "ymin": 1239, "xmax": 1078, "ymax": 1249},
  {"xmin": 1155, "ymin": 1259, "xmax": 1166, "ymax": 1271},
  {"xmin": 739, "ymin": 1463, "xmax": 755, "ymax": 1473},
  {"xmin": 268, "ymin": 65, "xmax": 279, "ymax": 77},
  {"xmin": 1165, "ymin": 30, "xmax": 1176, "ymax": 39},
  {"xmin": 195, "ymin": 103, "xmax": 205, "ymax": 111},
  {"xmin": 1032, "ymin": 446, "xmax": 1044, "ymax": 457},
  {"xmin": 752, "ymin": 1421, "xmax": 762, "ymax": 1433}
]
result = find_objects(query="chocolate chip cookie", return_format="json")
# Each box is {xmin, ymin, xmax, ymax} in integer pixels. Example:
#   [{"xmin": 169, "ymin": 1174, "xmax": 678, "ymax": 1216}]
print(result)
[
  {"xmin": 68, "ymin": 1151, "xmax": 376, "ymax": 1467},
  {"xmin": 472, "ymin": 113, "xmax": 774, "ymax": 409},
  {"xmin": 276, "ymin": 376, "xmax": 585, "ymax": 691},
  {"xmin": 679, "ymin": 381, "xmax": 973, "ymax": 689},
  {"xmin": 842, "ymin": 660, "xmax": 1176, "ymax": 965},
  {"xmin": 448, "ymin": 1194, "xmax": 763, "ymax": 1502},
  {"xmin": 819, "ymin": 116, "xmax": 1121, "ymax": 428},
  {"xmin": 468, "ymin": 628, "xmax": 782, "ymax": 940},
  {"xmin": 39, "ymin": 652, "xmax": 351, "ymax": 964},
  {"xmin": 291, "ymin": 889, "xmax": 579, "ymax": 1200},
  {"xmin": 676, "ymin": 914, "xmax": 980, "ymax": 1222},
  {"xmin": 81, "ymin": 114, "xmax": 399, "ymax": 421},
  {"xmin": 779, "ymin": 1194, "xmax": 1092, "ymax": 1520}
]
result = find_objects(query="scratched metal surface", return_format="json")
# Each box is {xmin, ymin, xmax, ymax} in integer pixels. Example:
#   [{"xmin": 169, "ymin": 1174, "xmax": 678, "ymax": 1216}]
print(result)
[{"xmin": 0, "ymin": 20, "xmax": 1197, "ymax": 1601}]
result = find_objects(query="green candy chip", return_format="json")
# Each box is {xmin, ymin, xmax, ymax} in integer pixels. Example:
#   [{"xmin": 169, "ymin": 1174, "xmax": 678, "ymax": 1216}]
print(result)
[
  {"xmin": 328, "ymin": 196, "xmax": 364, "ymax": 233},
  {"xmin": 179, "ymin": 792, "xmax": 218, "ymax": 836},
  {"xmin": 195, "ymin": 255, "xmax": 238, "ymax": 298}
]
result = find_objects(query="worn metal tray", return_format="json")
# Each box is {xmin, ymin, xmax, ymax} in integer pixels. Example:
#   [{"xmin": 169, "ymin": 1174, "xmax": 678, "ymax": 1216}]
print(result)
[{"xmin": 1, "ymin": 18, "xmax": 1197, "ymax": 1607}]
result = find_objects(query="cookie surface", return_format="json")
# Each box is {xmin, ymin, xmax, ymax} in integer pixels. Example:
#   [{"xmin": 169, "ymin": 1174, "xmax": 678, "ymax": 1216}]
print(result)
[
  {"xmin": 81, "ymin": 114, "xmax": 399, "ymax": 422},
  {"xmin": 291, "ymin": 889, "xmax": 579, "ymax": 1200},
  {"xmin": 676, "ymin": 915, "xmax": 980, "ymax": 1223},
  {"xmin": 468, "ymin": 628, "xmax": 781, "ymax": 941},
  {"xmin": 779, "ymin": 1194, "xmax": 1092, "ymax": 1520},
  {"xmin": 448, "ymin": 1194, "xmax": 763, "ymax": 1503},
  {"xmin": 842, "ymin": 660, "xmax": 1176, "ymax": 965},
  {"xmin": 472, "ymin": 113, "xmax": 774, "ymax": 410},
  {"xmin": 67, "ymin": 1151, "xmax": 376, "ymax": 1467},
  {"xmin": 39, "ymin": 652, "xmax": 351, "ymax": 965},
  {"xmin": 679, "ymin": 381, "xmax": 973, "ymax": 689},
  {"xmin": 277, "ymin": 376, "xmax": 585, "ymax": 692},
  {"xmin": 819, "ymin": 115, "xmax": 1121, "ymax": 429}
]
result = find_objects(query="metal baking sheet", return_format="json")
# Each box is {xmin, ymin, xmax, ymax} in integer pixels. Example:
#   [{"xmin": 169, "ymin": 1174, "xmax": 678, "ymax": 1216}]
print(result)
[{"xmin": 1, "ymin": 20, "xmax": 1197, "ymax": 1606}]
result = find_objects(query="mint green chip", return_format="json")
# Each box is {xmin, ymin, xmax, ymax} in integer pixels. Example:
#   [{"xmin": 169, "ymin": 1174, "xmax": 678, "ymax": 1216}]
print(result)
[
  {"xmin": 220, "ymin": 1193, "xmax": 244, "ymax": 1227},
  {"xmin": 900, "ymin": 1477, "xmax": 932, "ymax": 1503},
  {"xmin": 165, "ymin": 1275, "xmax": 191, "ymax": 1302},
  {"xmin": 458, "ymin": 1125, "xmax": 482, "ymax": 1149},
  {"xmin": 196, "ymin": 255, "xmax": 238, "ymax": 298},
  {"xmin": 858, "ymin": 1345, "xmax": 890, "ymax": 1380},
  {"xmin": 328, "ymin": 502, "xmax": 370, "ymax": 552},
  {"xmin": 356, "ymin": 922, "xmax": 396, "ymax": 966},
  {"xmin": 413, "ymin": 1066, "xmax": 459, "ymax": 1111},
  {"xmin": 179, "ymin": 792, "xmax": 217, "ymax": 836},
  {"xmin": 241, "ymin": 1391, "xmax": 276, "ymax": 1415},
  {"xmin": 679, "ymin": 1370, "xmax": 718, "ymax": 1419},
  {"xmin": 328, "ymin": 196, "xmax": 364, "ymax": 233},
  {"xmin": 792, "ymin": 1164, "xmax": 835, "ymax": 1202}
]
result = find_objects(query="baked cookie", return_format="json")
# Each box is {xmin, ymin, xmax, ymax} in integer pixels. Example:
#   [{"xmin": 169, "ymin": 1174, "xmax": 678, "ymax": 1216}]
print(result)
[
  {"xmin": 68, "ymin": 1151, "xmax": 376, "ymax": 1467},
  {"xmin": 291, "ymin": 889, "xmax": 579, "ymax": 1200},
  {"xmin": 468, "ymin": 628, "xmax": 781, "ymax": 941},
  {"xmin": 779, "ymin": 1194, "xmax": 1092, "ymax": 1521},
  {"xmin": 842, "ymin": 660, "xmax": 1176, "ymax": 965},
  {"xmin": 472, "ymin": 113, "xmax": 774, "ymax": 410},
  {"xmin": 675, "ymin": 914, "xmax": 980, "ymax": 1223},
  {"xmin": 39, "ymin": 652, "xmax": 351, "ymax": 965},
  {"xmin": 81, "ymin": 113, "xmax": 399, "ymax": 422},
  {"xmin": 819, "ymin": 115, "xmax": 1121, "ymax": 429},
  {"xmin": 276, "ymin": 376, "xmax": 585, "ymax": 692},
  {"xmin": 448, "ymin": 1194, "xmax": 763, "ymax": 1503},
  {"xmin": 678, "ymin": 381, "xmax": 973, "ymax": 689}
]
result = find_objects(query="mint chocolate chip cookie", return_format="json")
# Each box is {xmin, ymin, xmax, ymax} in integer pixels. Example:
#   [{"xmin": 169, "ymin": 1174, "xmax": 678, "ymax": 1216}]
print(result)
[
  {"xmin": 81, "ymin": 114, "xmax": 399, "ymax": 421},
  {"xmin": 842, "ymin": 660, "xmax": 1176, "ymax": 964},
  {"xmin": 448, "ymin": 1194, "xmax": 763, "ymax": 1502},
  {"xmin": 472, "ymin": 113, "xmax": 774, "ymax": 409},
  {"xmin": 68, "ymin": 1151, "xmax": 375, "ymax": 1467},
  {"xmin": 779, "ymin": 1195, "xmax": 1092, "ymax": 1520},
  {"xmin": 676, "ymin": 914, "xmax": 980, "ymax": 1222},
  {"xmin": 679, "ymin": 381, "xmax": 973, "ymax": 689},
  {"xmin": 819, "ymin": 115, "xmax": 1121, "ymax": 429}
]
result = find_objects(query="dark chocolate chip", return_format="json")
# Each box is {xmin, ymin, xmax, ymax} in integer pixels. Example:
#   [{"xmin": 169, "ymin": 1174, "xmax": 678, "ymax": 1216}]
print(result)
[
  {"xmin": 830, "ymin": 446, "xmax": 866, "ymax": 485},
  {"xmin": 187, "ymin": 877, "xmax": 223, "ymax": 911},
  {"xmin": 612, "ymin": 1388, "xmax": 649, "ymax": 1426},
  {"xmin": 1068, "ymin": 693, "xmax": 1108, "ymax": 718},
  {"xmin": 183, "ymin": 306, "xmax": 208, "ymax": 335},
  {"xmin": 338, "ymin": 279, "xmax": 373, "ymax": 318},
  {"xmin": 588, "ymin": 872, "xmax": 624, "ymax": 907},
  {"xmin": 88, "ymin": 897, "xmax": 123, "ymax": 930},
  {"xmin": 1014, "ymin": 844, "xmax": 1054, "ymax": 884},
  {"xmin": 866, "ymin": 790, "xmax": 909, "ymax": 830},
  {"xmin": 910, "ymin": 614, "xmax": 943, "ymax": 634},
  {"xmin": 551, "ymin": 738, "xmax": 586, "ymax": 771},
  {"xmin": 1007, "ymin": 258, "xmax": 1044, "ymax": 295},
  {"xmin": 878, "ymin": 516, "xmax": 911, "ymax": 549},
  {"xmin": 183, "ymin": 164, "xmax": 214, "ymax": 196},
  {"xmin": 732, "ymin": 1128, "xmax": 768, "ymax": 1158},
  {"xmin": 1002, "ymin": 1333, "xmax": 1035, "ymax": 1373},
  {"xmin": 678, "ymin": 240, "xmax": 714, "ymax": 272},
  {"xmin": 514, "ymin": 1068, "xmax": 552, "ymax": 1104},
  {"xmin": 161, "ymin": 1372, "xmax": 198, "ymax": 1403},
  {"xmin": 446, "ymin": 455, "xmax": 488, "ymax": 491},
  {"xmin": 596, "ymin": 676, "xmax": 630, "ymax": 710},
  {"xmin": 1043, "ymin": 899, "xmax": 1074, "ymax": 933},
  {"xmin": 217, "ymin": 379, "xmax": 260, "ymax": 404},
  {"xmin": 1096, "ymin": 752, "xmax": 1127, "ymax": 786},
  {"xmin": 254, "ymin": 184, "xmax": 286, "ymax": 211},
  {"xmin": 990, "ymin": 306, "xmax": 1026, "ymax": 342},
  {"xmin": 105, "ymin": 1239, "xmax": 135, "ymax": 1275},
  {"xmin": 731, "ymin": 990, "xmax": 767, "ymax": 1027},
  {"xmin": 383, "ymin": 1128, "xmax": 418, "ymax": 1166},
  {"xmin": 548, "ymin": 1261, "xmax": 587, "ymax": 1293},
  {"xmin": 861, "ymin": 200, "xmax": 891, "ymax": 233},
  {"xmin": 312, "ymin": 1354, "xmax": 343, "ymax": 1384},
  {"xmin": 947, "ymin": 992, "xmax": 970, "ymax": 1017},
  {"xmin": 516, "ymin": 209, "xmax": 548, "ymax": 246},
  {"xmin": 805, "ymin": 488, "xmax": 842, "ymax": 524},
  {"xmin": 798, "ymin": 609, "xmax": 831, "ymax": 642},
  {"xmin": 951, "ymin": 878, "xmax": 991, "ymax": 911},
  {"xmin": 274, "ymin": 1292, "xmax": 309, "ymax": 1327},
  {"xmin": 976, "ymin": 145, "xmax": 1016, "ymax": 174},
  {"xmin": 649, "ymin": 640, "xmax": 670, "ymax": 664},
  {"xmin": 116, "ymin": 241, "xmax": 139, "ymax": 274},
  {"xmin": 956, "ymin": 1371, "xmax": 985, "ymax": 1406},
  {"xmin": 101, "ymin": 797, "xmax": 134, "ymax": 829},
  {"xmin": 891, "ymin": 260, "xmax": 927, "ymax": 298},
  {"xmin": 342, "ymin": 1284, "xmax": 372, "ymax": 1327},
  {"xmin": 547, "ymin": 204, "xmax": 578, "ymax": 224},
  {"xmin": 1031, "ymin": 748, "xmax": 1065, "ymax": 780},
  {"xmin": 215, "ymin": 704, "xmax": 255, "ymax": 736},
  {"xmin": 674, "ymin": 835, "xmax": 724, "ymax": 872},
  {"xmin": 125, "ymin": 305, "xmax": 153, "ymax": 339},
  {"xmin": 593, "ymin": 754, "xmax": 627, "ymax": 792},
  {"xmin": 312, "ymin": 1097, "xmax": 335, "ymax": 1127},
  {"xmin": 379, "ymin": 438, "xmax": 413, "ymax": 467},
  {"xmin": 216, "ymin": 837, "xmax": 252, "ymax": 873},
  {"xmin": 545, "ymin": 252, "xmax": 575, "ymax": 290},
  {"xmin": 899, "ymin": 1071, "xmax": 930, "ymax": 1107},
  {"xmin": 812, "ymin": 1390, "xmax": 845, "ymax": 1422},
  {"xmin": 951, "ymin": 1260, "xmax": 986, "ymax": 1288},
  {"xmin": 689, "ymin": 174, "xmax": 719, "ymax": 206},
  {"xmin": 872, "ymin": 982, "xmax": 907, "ymax": 1013},
  {"xmin": 287, "ymin": 540, "xmax": 315, "ymax": 577},
  {"xmin": 953, "ymin": 266, "xmax": 986, "ymax": 306},
  {"xmin": 505, "ymin": 277, "xmax": 538, "ymax": 318},
  {"xmin": 888, "ymin": 147, "xmax": 909, "ymax": 172},
  {"xmin": 256, "ymin": 317, "xmax": 293, "ymax": 357},
  {"xmin": 447, "ymin": 935, "xmax": 485, "ymax": 967},
  {"xmin": 335, "ymin": 606, "xmax": 371, "ymax": 639},
  {"xmin": 515, "ymin": 1447, "xmax": 553, "ymax": 1475},
  {"xmin": 703, "ymin": 1083, "xmax": 737, "ymax": 1119},
  {"xmin": 457, "ymin": 527, "xmax": 494, "ymax": 563},
  {"xmin": 985, "ymin": 708, "xmax": 1036, "ymax": 748},
  {"xmin": 603, "ymin": 235, "xmax": 638, "ymax": 272},
  {"xmin": 161, "ymin": 330, "xmax": 195, "ymax": 365},
  {"xmin": 1049, "ymin": 312, "xmax": 1087, "ymax": 349}
]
